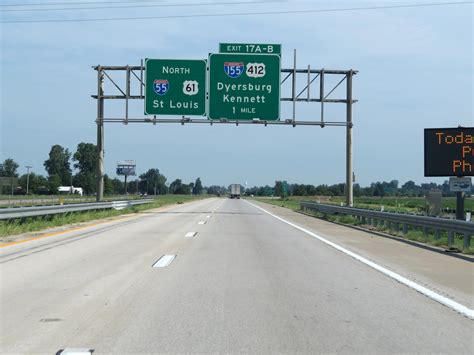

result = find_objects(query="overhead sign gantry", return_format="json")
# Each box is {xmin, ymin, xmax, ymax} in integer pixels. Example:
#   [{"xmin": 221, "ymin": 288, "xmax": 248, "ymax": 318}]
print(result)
[{"xmin": 92, "ymin": 43, "xmax": 357, "ymax": 205}]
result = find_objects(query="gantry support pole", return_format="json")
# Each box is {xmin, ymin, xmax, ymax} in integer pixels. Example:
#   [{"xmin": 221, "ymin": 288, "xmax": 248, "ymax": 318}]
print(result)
[
  {"xmin": 96, "ymin": 66, "xmax": 105, "ymax": 202},
  {"xmin": 346, "ymin": 70, "xmax": 354, "ymax": 207}
]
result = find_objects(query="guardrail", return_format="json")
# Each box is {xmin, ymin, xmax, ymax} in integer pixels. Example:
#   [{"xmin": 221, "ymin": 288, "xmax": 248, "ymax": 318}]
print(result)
[
  {"xmin": 0, "ymin": 199, "xmax": 154, "ymax": 220},
  {"xmin": 300, "ymin": 202, "xmax": 474, "ymax": 249},
  {"xmin": 0, "ymin": 195, "xmax": 143, "ymax": 208}
]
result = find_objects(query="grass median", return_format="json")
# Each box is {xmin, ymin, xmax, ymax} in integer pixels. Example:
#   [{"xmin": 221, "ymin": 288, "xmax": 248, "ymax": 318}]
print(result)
[
  {"xmin": 253, "ymin": 197, "xmax": 474, "ymax": 255},
  {"xmin": 0, "ymin": 195, "xmax": 210, "ymax": 238}
]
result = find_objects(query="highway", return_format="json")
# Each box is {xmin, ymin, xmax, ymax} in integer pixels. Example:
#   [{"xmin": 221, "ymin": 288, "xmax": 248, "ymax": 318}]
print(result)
[{"xmin": 1, "ymin": 198, "xmax": 473, "ymax": 354}]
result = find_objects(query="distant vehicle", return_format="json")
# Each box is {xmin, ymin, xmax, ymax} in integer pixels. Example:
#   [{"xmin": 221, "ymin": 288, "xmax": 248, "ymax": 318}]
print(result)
[
  {"xmin": 58, "ymin": 186, "xmax": 83, "ymax": 196},
  {"xmin": 230, "ymin": 184, "xmax": 241, "ymax": 199}
]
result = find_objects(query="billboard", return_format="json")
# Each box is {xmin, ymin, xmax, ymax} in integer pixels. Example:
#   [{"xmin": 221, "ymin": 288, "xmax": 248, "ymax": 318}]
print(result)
[
  {"xmin": 424, "ymin": 127, "xmax": 473, "ymax": 177},
  {"xmin": 116, "ymin": 160, "xmax": 136, "ymax": 176}
]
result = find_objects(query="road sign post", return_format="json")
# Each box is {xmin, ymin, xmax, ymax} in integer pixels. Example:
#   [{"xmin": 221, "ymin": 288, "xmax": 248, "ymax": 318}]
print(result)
[
  {"xmin": 208, "ymin": 53, "xmax": 281, "ymax": 121},
  {"xmin": 145, "ymin": 59, "xmax": 206, "ymax": 116}
]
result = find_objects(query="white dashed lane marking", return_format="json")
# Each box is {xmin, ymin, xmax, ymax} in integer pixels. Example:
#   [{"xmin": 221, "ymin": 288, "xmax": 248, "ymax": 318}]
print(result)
[{"xmin": 152, "ymin": 255, "xmax": 176, "ymax": 268}]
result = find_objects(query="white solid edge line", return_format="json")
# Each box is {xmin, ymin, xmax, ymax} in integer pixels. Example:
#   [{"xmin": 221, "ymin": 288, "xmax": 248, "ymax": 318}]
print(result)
[
  {"xmin": 185, "ymin": 232, "xmax": 197, "ymax": 238},
  {"xmin": 153, "ymin": 254, "xmax": 176, "ymax": 268},
  {"xmin": 245, "ymin": 200, "xmax": 474, "ymax": 320}
]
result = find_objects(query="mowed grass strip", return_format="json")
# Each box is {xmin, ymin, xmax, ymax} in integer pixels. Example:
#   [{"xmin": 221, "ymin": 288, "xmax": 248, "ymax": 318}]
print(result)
[
  {"xmin": 0, "ymin": 195, "xmax": 209, "ymax": 238},
  {"xmin": 254, "ymin": 197, "xmax": 474, "ymax": 254}
]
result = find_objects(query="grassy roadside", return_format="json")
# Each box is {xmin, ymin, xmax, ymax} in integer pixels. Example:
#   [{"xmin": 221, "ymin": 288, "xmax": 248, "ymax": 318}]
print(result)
[
  {"xmin": 253, "ymin": 197, "xmax": 474, "ymax": 255},
  {"xmin": 0, "ymin": 195, "xmax": 210, "ymax": 238}
]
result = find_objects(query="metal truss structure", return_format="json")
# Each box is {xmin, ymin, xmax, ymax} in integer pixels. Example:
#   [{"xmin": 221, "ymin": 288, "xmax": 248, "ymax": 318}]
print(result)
[{"xmin": 92, "ymin": 54, "xmax": 357, "ymax": 205}]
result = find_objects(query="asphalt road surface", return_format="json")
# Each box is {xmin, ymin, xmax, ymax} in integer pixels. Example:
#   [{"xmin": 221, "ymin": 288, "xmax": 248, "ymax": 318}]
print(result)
[{"xmin": 1, "ymin": 198, "xmax": 473, "ymax": 354}]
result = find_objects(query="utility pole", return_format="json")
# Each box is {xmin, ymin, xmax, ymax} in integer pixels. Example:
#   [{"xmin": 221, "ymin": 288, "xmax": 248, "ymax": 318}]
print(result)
[{"xmin": 25, "ymin": 166, "xmax": 32, "ymax": 195}]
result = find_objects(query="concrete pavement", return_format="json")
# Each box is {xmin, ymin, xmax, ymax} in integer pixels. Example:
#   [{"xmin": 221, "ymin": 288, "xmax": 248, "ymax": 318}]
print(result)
[{"xmin": 1, "ymin": 198, "xmax": 473, "ymax": 354}]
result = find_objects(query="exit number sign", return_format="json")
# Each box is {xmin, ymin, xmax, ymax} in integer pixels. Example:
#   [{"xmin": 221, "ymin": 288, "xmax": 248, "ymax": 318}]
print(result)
[{"xmin": 219, "ymin": 43, "xmax": 281, "ymax": 55}]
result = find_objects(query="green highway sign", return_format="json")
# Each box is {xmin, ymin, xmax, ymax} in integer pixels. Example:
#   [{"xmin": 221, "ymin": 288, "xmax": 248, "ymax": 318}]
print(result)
[
  {"xmin": 144, "ymin": 59, "xmax": 206, "ymax": 116},
  {"xmin": 208, "ymin": 53, "xmax": 281, "ymax": 121},
  {"xmin": 219, "ymin": 43, "xmax": 281, "ymax": 55}
]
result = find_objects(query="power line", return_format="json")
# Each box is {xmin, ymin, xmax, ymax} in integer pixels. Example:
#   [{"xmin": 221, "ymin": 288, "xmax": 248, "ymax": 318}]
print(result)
[
  {"xmin": 0, "ymin": 0, "xmax": 175, "ymax": 7},
  {"xmin": 1, "ymin": 0, "xmax": 285, "ymax": 12},
  {"xmin": 1, "ymin": 1, "xmax": 472, "ymax": 24}
]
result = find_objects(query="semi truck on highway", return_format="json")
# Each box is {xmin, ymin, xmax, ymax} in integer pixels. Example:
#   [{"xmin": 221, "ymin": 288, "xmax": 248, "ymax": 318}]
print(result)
[{"xmin": 230, "ymin": 184, "xmax": 241, "ymax": 199}]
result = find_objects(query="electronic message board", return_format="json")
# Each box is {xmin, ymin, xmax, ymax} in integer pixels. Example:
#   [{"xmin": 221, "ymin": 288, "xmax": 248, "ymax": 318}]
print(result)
[{"xmin": 424, "ymin": 127, "xmax": 473, "ymax": 177}]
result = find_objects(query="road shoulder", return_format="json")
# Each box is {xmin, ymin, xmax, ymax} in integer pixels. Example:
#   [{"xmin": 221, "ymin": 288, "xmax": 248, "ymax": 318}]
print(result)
[{"xmin": 250, "ymin": 199, "xmax": 474, "ymax": 309}]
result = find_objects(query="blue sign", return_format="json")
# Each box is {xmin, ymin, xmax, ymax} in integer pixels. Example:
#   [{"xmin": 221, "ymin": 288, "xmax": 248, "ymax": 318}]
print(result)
[
  {"xmin": 224, "ymin": 62, "xmax": 244, "ymax": 78},
  {"xmin": 153, "ymin": 79, "xmax": 169, "ymax": 96}
]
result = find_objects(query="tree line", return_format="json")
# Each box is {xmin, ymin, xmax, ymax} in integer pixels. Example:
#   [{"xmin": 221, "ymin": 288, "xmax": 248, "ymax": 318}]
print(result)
[
  {"xmin": 0, "ymin": 143, "xmax": 214, "ymax": 196},
  {"xmin": 247, "ymin": 180, "xmax": 472, "ymax": 198},
  {"xmin": 2, "ymin": 147, "xmax": 469, "ymax": 197}
]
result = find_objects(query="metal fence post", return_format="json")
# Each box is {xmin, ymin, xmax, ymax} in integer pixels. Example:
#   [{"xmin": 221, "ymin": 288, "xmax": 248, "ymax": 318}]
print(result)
[
  {"xmin": 448, "ymin": 230, "xmax": 454, "ymax": 248},
  {"xmin": 463, "ymin": 234, "xmax": 471, "ymax": 249},
  {"xmin": 403, "ymin": 223, "xmax": 408, "ymax": 234}
]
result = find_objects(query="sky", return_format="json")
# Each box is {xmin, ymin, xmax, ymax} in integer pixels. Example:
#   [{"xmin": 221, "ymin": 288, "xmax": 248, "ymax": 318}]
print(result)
[{"xmin": 1, "ymin": 0, "xmax": 473, "ymax": 188}]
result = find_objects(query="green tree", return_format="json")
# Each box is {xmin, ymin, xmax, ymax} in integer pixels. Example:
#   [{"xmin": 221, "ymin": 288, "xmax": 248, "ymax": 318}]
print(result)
[
  {"xmin": 48, "ymin": 174, "xmax": 62, "ymax": 194},
  {"xmin": 274, "ymin": 181, "xmax": 283, "ymax": 198},
  {"xmin": 1, "ymin": 158, "xmax": 19, "ymax": 177},
  {"xmin": 104, "ymin": 174, "xmax": 115, "ymax": 195},
  {"xmin": 372, "ymin": 182, "xmax": 385, "ymax": 197},
  {"xmin": 111, "ymin": 178, "xmax": 124, "ymax": 195},
  {"xmin": 71, "ymin": 143, "xmax": 98, "ymax": 194},
  {"xmin": 73, "ymin": 143, "xmax": 97, "ymax": 174},
  {"xmin": 192, "ymin": 177, "xmax": 203, "ymax": 195},
  {"xmin": 139, "ymin": 169, "xmax": 167, "ymax": 195},
  {"xmin": 180, "ymin": 184, "xmax": 191, "ymax": 195},
  {"xmin": 170, "ymin": 179, "xmax": 191, "ymax": 194},
  {"xmin": 169, "ymin": 179, "xmax": 182, "ymax": 194},
  {"xmin": 19, "ymin": 172, "xmax": 48, "ymax": 194},
  {"xmin": 207, "ymin": 185, "xmax": 226, "ymax": 196},
  {"xmin": 44, "ymin": 145, "xmax": 71, "ymax": 185},
  {"xmin": 73, "ymin": 172, "xmax": 96, "ymax": 195}
]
